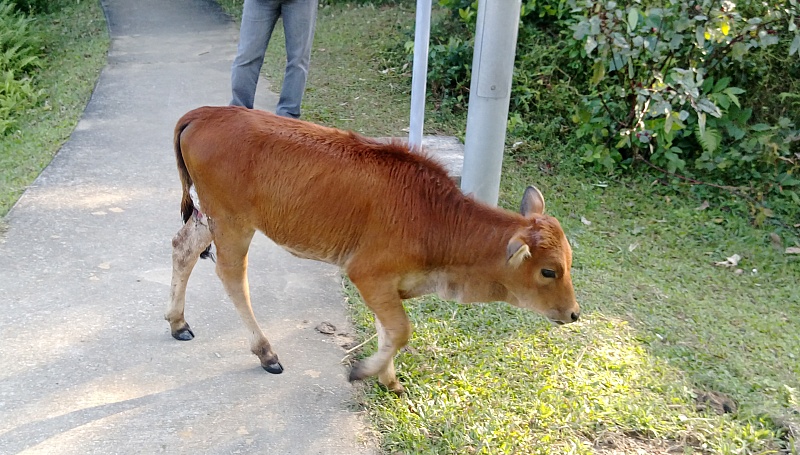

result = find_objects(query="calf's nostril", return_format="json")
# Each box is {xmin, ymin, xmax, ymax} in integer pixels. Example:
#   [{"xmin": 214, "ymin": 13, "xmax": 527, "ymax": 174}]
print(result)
[{"xmin": 570, "ymin": 312, "xmax": 580, "ymax": 322}]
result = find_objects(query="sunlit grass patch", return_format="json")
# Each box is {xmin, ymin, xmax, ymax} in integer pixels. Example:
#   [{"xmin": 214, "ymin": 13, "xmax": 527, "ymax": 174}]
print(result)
[{"xmin": 348, "ymin": 289, "xmax": 790, "ymax": 453}]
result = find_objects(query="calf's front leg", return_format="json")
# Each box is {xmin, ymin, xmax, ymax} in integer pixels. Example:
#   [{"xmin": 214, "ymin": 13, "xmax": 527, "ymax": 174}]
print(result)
[
  {"xmin": 374, "ymin": 318, "xmax": 403, "ymax": 393},
  {"xmin": 348, "ymin": 273, "xmax": 411, "ymax": 394}
]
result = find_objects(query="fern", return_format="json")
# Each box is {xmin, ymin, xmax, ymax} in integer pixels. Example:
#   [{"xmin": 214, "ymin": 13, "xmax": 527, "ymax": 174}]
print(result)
[{"xmin": 695, "ymin": 126, "xmax": 722, "ymax": 154}]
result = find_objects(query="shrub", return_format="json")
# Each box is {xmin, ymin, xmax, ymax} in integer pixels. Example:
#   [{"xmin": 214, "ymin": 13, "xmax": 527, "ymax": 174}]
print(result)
[
  {"xmin": 7, "ymin": 0, "xmax": 62, "ymax": 14},
  {"xmin": 418, "ymin": 0, "xmax": 800, "ymax": 205},
  {"xmin": 0, "ymin": 0, "xmax": 42, "ymax": 135},
  {"xmin": 568, "ymin": 0, "xmax": 800, "ymax": 195}
]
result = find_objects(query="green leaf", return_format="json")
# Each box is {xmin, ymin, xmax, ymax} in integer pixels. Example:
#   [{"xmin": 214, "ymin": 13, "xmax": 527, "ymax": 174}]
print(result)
[
  {"xmin": 698, "ymin": 112, "xmax": 707, "ymax": 135},
  {"xmin": 695, "ymin": 26, "xmax": 706, "ymax": 48},
  {"xmin": 713, "ymin": 77, "xmax": 731, "ymax": 93},
  {"xmin": 711, "ymin": 93, "xmax": 730, "ymax": 110},
  {"xmin": 590, "ymin": 59, "xmax": 605, "ymax": 85},
  {"xmin": 724, "ymin": 122, "xmax": 746, "ymax": 140},
  {"xmin": 572, "ymin": 21, "xmax": 590, "ymax": 40},
  {"xmin": 696, "ymin": 98, "xmax": 722, "ymax": 118},
  {"xmin": 701, "ymin": 77, "xmax": 714, "ymax": 93},
  {"xmin": 778, "ymin": 175, "xmax": 800, "ymax": 187},
  {"xmin": 585, "ymin": 36, "xmax": 598, "ymax": 56},
  {"xmin": 664, "ymin": 147, "xmax": 686, "ymax": 173},
  {"xmin": 627, "ymin": 8, "xmax": 638, "ymax": 33},
  {"xmin": 790, "ymin": 34, "xmax": 800, "ymax": 56}
]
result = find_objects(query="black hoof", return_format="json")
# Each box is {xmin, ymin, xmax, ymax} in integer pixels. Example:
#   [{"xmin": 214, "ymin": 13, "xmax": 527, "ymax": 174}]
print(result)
[
  {"xmin": 263, "ymin": 362, "xmax": 284, "ymax": 374},
  {"xmin": 348, "ymin": 364, "xmax": 365, "ymax": 383},
  {"xmin": 172, "ymin": 326, "xmax": 194, "ymax": 341}
]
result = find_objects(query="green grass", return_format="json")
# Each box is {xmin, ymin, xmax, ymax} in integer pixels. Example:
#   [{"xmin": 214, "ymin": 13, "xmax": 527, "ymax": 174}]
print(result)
[{"xmin": 0, "ymin": 0, "xmax": 108, "ymax": 217}]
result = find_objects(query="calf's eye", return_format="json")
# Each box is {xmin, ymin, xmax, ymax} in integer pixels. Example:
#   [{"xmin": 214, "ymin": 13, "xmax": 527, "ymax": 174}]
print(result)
[{"xmin": 541, "ymin": 269, "xmax": 556, "ymax": 278}]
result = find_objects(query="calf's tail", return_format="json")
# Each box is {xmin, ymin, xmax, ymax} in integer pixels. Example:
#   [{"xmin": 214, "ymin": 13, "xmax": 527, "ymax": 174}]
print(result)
[{"xmin": 174, "ymin": 116, "xmax": 213, "ymax": 260}]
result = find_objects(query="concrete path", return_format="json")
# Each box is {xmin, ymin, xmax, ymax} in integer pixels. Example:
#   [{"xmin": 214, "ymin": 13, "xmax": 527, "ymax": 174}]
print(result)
[{"xmin": 0, "ymin": 1, "xmax": 376, "ymax": 453}]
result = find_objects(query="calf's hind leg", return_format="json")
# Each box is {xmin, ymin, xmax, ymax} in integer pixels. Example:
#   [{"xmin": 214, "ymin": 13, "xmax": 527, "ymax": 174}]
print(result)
[
  {"xmin": 166, "ymin": 211, "xmax": 213, "ymax": 341},
  {"xmin": 214, "ymin": 227, "xmax": 284, "ymax": 374}
]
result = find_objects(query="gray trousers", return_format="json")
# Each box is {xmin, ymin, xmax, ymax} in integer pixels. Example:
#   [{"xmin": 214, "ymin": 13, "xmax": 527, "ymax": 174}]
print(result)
[{"xmin": 230, "ymin": 0, "xmax": 317, "ymax": 118}]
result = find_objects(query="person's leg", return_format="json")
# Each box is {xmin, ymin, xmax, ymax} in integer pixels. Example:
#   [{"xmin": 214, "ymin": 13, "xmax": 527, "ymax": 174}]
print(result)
[
  {"xmin": 276, "ymin": 0, "xmax": 317, "ymax": 118},
  {"xmin": 231, "ymin": 0, "xmax": 281, "ymax": 108}
]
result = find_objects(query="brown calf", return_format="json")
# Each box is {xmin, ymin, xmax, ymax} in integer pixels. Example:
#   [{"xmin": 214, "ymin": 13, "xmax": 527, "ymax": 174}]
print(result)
[{"xmin": 166, "ymin": 106, "xmax": 579, "ymax": 393}]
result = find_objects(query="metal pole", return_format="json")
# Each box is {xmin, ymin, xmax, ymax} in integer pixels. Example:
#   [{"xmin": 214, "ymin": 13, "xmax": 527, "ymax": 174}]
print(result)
[
  {"xmin": 460, "ymin": 0, "xmax": 521, "ymax": 206},
  {"xmin": 408, "ymin": 0, "xmax": 432, "ymax": 150}
]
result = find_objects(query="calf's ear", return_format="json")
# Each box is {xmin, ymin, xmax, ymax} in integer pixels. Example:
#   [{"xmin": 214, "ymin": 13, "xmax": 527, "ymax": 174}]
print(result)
[
  {"xmin": 520, "ymin": 186, "xmax": 546, "ymax": 217},
  {"xmin": 506, "ymin": 236, "xmax": 532, "ymax": 267}
]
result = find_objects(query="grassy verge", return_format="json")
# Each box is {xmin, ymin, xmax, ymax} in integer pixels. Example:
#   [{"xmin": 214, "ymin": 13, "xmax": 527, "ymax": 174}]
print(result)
[
  {"xmin": 221, "ymin": 2, "xmax": 799, "ymax": 453},
  {"xmin": 0, "ymin": 0, "xmax": 108, "ymax": 217}
]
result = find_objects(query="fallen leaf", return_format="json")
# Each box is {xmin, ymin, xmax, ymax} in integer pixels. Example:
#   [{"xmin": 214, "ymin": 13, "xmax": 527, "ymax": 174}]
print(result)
[
  {"xmin": 315, "ymin": 322, "xmax": 336, "ymax": 335},
  {"xmin": 770, "ymin": 233, "xmax": 783, "ymax": 250},
  {"xmin": 714, "ymin": 254, "xmax": 741, "ymax": 267},
  {"xmin": 695, "ymin": 200, "xmax": 710, "ymax": 211},
  {"xmin": 581, "ymin": 216, "xmax": 592, "ymax": 226},
  {"xmin": 786, "ymin": 247, "xmax": 800, "ymax": 255}
]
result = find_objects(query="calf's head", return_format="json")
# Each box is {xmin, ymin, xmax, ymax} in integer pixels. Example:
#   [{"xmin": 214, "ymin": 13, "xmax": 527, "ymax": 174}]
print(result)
[{"xmin": 504, "ymin": 186, "xmax": 580, "ymax": 325}]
